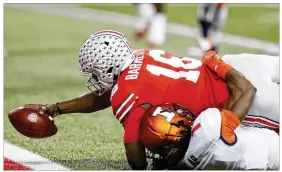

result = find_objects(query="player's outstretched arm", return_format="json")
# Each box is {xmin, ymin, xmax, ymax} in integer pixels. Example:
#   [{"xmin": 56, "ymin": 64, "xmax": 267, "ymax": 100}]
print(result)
[{"xmin": 24, "ymin": 91, "xmax": 111, "ymax": 118}]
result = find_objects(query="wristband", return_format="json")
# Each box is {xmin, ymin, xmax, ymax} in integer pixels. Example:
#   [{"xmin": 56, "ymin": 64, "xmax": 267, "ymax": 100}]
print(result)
[
  {"xmin": 201, "ymin": 51, "xmax": 233, "ymax": 79},
  {"xmin": 55, "ymin": 102, "xmax": 62, "ymax": 115}
]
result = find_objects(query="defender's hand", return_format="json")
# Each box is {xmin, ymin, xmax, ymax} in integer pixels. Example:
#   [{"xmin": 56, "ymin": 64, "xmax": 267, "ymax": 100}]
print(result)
[{"xmin": 23, "ymin": 104, "xmax": 60, "ymax": 118}]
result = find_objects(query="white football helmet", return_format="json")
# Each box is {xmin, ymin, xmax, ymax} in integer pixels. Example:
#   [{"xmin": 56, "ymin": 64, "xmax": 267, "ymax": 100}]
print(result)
[{"xmin": 78, "ymin": 30, "xmax": 134, "ymax": 95}]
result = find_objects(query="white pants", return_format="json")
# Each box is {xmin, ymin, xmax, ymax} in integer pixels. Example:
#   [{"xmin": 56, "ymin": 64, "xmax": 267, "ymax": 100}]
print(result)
[{"xmin": 222, "ymin": 54, "xmax": 279, "ymax": 130}]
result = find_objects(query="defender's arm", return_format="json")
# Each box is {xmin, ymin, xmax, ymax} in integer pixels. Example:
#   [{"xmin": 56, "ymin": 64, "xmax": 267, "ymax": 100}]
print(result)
[{"xmin": 201, "ymin": 51, "xmax": 256, "ymax": 112}]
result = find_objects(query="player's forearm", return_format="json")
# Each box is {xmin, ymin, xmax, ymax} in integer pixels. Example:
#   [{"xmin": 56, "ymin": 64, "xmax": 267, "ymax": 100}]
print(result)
[
  {"xmin": 225, "ymin": 69, "xmax": 254, "ymax": 110},
  {"xmin": 227, "ymin": 85, "xmax": 257, "ymax": 121},
  {"xmin": 58, "ymin": 91, "xmax": 111, "ymax": 114}
]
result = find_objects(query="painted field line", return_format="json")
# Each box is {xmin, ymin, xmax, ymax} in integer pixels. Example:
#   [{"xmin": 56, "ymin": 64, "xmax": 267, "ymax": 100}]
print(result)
[
  {"xmin": 4, "ymin": 157, "xmax": 32, "ymax": 170},
  {"xmin": 4, "ymin": 3, "xmax": 279, "ymax": 54},
  {"xmin": 4, "ymin": 141, "xmax": 70, "ymax": 170}
]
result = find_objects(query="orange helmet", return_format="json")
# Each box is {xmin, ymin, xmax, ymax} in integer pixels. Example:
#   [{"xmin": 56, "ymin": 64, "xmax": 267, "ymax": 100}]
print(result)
[{"xmin": 139, "ymin": 103, "xmax": 195, "ymax": 160}]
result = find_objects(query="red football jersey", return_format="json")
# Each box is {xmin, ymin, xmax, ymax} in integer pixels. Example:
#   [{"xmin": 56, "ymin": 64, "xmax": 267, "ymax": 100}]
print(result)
[{"xmin": 110, "ymin": 49, "xmax": 230, "ymax": 143}]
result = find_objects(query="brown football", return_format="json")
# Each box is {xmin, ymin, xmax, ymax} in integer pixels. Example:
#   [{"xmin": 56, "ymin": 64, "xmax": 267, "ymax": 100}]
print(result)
[{"xmin": 8, "ymin": 107, "xmax": 57, "ymax": 139}]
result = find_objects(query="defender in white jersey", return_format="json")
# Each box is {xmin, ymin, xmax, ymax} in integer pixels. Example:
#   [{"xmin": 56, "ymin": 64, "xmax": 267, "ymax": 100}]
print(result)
[
  {"xmin": 202, "ymin": 52, "xmax": 279, "ymax": 131},
  {"xmin": 185, "ymin": 53, "xmax": 279, "ymax": 170},
  {"xmin": 181, "ymin": 108, "xmax": 279, "ymax": 170},
  {"xmin": 222, "ymin": 53, "xmax": 279, "ymax": 127}
]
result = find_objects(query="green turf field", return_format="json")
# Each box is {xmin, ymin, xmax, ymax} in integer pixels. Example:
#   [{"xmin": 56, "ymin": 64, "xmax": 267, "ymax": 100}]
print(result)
[
  {"xmin": 3, "ymin": 4, "xmax": 277, "ymax": 170},
  {"xmin": 82, "ymin": 4, "xmax": 279, "ymax": 43}
]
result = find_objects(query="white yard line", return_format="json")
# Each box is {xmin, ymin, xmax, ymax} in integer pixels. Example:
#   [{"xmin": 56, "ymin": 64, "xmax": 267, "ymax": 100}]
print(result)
[
  {"xmin": 5, "ymin": 3, "xmax": 279, "ymax": 54},
  {"xmin": 4, "ymin": 141, "xmax": 70, "ymax": 170}
]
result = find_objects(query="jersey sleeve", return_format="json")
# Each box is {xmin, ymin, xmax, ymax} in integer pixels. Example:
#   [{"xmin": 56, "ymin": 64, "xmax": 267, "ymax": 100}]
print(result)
[
  {"xmin": 110, "ymin": 84, "xmax": 147, "ymax": 143},
  {"xmin": 110, "ymin": 84, "xmax": 140, "ymax": 122},
  {"xmin": 122, "ymin": 106, "xmax": 147, "ymax": 143}
]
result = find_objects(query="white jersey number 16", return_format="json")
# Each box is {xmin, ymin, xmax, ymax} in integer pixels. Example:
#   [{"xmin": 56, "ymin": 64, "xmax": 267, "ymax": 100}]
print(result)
[{"xmin": 146, "ymin": 50, "xmax": 202, "ymax": 83}]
